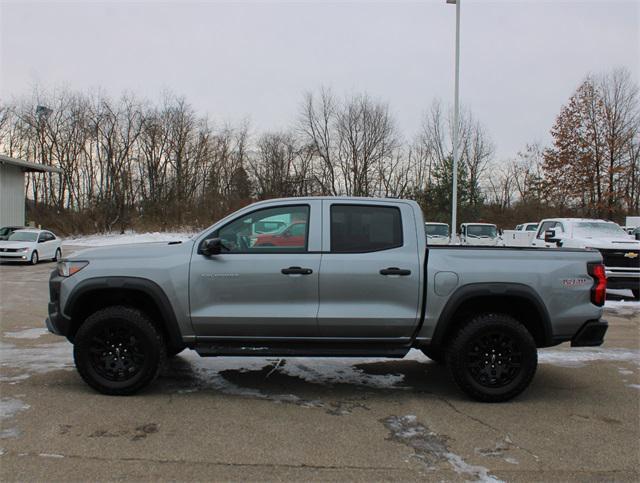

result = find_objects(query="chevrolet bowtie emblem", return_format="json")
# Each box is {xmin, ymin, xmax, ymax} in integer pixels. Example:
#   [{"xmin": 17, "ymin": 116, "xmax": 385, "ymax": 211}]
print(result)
[{"xmin": 624, "ymin": 252, "xmax": 639, "ymax": 259}]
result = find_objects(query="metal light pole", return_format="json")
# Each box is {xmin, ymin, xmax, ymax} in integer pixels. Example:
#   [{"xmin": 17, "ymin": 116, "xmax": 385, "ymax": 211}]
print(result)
[{"xmin": 447, "ymin": 0, "xmax": 460, "ymax": 242}]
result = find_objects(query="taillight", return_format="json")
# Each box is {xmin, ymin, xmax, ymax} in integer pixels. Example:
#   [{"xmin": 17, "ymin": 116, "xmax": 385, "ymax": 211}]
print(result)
[{"xmin": 587, "ymin": 262, "xmax": 606, "ymax": 306}]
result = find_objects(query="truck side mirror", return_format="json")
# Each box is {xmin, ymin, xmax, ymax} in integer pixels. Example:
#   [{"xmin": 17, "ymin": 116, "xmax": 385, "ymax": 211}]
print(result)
[
  {"xmin": 544, "ymin": 229, "xmax": 557, "ymax": 243},
  {"xmin": 544, "ymin": 228, "xmax": 563, "ymax": 246},
  {"xmin": 199, "ymin": 237, "xmax": 223, "ymax": 256}
]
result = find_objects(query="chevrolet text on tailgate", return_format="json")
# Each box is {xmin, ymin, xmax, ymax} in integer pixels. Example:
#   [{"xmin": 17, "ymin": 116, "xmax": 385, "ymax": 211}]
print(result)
[{"xmin": 46, "ymin": 197, "xmax": 608, "ymax": 402}]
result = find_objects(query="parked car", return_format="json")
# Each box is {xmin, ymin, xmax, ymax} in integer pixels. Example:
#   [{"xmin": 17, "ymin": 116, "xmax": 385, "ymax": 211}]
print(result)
[
  {"xmin": 252, "ymin": 221, "xmax": 307, "ymax": 248},
  {"xmin": 0, "ymin": 229, "xmax": 62, "ymax": 264},
  {"xmin": 531, "ymin": 218, "xmax": 639, "ymax": 299},
  {"xmin": 424, "ymin": 222, "xmax": 450, "ymax": 245},
  {"xmin": 459, "ymin": 223, "xmax": 500, "ymax": 246},
  {"xmin": 47, "ymin": 197, "xmax": 608, "ymax": 402},
  {"xmin": 0, "ymin": 225, "xmax": 25, "ymax": 241}
]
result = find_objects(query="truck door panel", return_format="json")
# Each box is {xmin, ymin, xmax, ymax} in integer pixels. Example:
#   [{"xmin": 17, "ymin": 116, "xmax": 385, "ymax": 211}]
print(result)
[{"xmin": 317, "ymin": 202, "xmax": 422, "ymax": 338}]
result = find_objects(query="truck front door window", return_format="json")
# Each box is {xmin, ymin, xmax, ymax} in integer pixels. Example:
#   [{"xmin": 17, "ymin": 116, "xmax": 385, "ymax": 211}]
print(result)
[{"xmin": 216, "ymin": 205, "xmax": 309, "ymax": 253}]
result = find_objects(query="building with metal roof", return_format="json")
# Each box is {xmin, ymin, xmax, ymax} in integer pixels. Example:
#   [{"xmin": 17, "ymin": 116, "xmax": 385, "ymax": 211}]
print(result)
[{"xmin": 0, "ymin": 154, "xmax": 63, "ymax": 226}]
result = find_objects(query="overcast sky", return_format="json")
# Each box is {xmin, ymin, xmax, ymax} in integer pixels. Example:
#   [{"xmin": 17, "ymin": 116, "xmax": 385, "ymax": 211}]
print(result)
[{"xmin": 1, "ymin": 0, "xmax": 638, "ymax": 159}]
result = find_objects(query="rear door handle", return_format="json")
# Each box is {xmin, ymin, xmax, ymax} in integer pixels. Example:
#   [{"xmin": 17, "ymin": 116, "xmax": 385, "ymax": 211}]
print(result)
[
  {"xmin": 281, "ymin": 266, "xmax": 313, "ymax": 275},
  {"xmin": 380, "ymin": 267, "xmax": 411, "ymax": 276}
]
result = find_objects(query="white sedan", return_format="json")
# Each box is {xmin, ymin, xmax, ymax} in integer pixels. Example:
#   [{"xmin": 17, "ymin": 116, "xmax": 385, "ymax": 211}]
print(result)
[{"xmin": 0, "ymin": 229, "xmax": 62, "ymax": 264}]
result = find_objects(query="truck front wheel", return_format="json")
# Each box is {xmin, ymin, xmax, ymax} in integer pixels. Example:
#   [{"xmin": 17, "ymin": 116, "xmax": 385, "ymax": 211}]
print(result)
[
  {"xmin": 73, "ymin": 306, "xmax": 166, "ymax": 395},
  {"xmin": 446, "ymin": 313, "xmax": 537, "ymax": 402}
]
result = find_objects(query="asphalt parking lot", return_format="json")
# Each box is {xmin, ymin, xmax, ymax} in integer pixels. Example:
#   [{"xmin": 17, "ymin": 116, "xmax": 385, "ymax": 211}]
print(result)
[{"xmin": 1, "ymin": 248, "xmax": 639, "ymax": 481}]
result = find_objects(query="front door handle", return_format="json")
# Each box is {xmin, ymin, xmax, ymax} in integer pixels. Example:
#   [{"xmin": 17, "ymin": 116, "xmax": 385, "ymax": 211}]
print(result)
[
  {"xmin": 379, "ymin": 267, "xmax": 411, "ymax": 276},
  {"xmin": 281, "ymin": 266, "xmax": 313, "ymax": 275}
]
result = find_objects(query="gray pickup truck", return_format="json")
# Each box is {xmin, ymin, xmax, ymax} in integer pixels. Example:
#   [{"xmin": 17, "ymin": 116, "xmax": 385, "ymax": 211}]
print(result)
[{"xmin": 46, "ymin": 197, "xmax": 608, "ymax": 402}]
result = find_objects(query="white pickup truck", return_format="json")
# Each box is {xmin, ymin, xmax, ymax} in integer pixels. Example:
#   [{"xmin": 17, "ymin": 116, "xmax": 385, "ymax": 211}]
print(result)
[
  {"xmin": 459, "ymin": 223, "xmax": 500, "ymax": 246},
  {"xmin": 531, "ymin": 218, "xmax": 640, "ymax": 299},
  {"xmin": 424, "ymin": 222, "xmax": 450, "ymax": 245},
  {"xmin": 503, "ymin": 222, "xmax": 539, "ymax": 247}
]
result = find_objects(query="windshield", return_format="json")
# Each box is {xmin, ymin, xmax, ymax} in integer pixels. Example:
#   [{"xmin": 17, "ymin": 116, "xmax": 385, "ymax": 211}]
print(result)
[
  {"xmin": 8, "ymin": 231, "xmax": 38, "ymax": 242},
  {"xmin": 525, "ymin": 224, "xmax": 538, "ymax": 231},
  {"xmin": 467, "ymin": 225, "xmax": 497, "ymax": 238},
  {"xmin": 425, "ymin": 224, "xmax": 449, "ymax": 237},
  {"xmin": 573, "ymin": 222, "xmax": 626, "ymax": 237}
]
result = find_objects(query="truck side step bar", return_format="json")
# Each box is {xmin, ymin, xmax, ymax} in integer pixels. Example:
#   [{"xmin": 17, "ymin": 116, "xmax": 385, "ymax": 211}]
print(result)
[{"xmin": 194, "ymin": 343, "xmax": 411, "ymax": 358}]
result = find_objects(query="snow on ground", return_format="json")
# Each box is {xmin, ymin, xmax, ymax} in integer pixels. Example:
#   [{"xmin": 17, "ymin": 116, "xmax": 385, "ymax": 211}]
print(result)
[
  {"xmin": 3, "ymin": 328, "xmax": 49, "ymax": 340},
  {"xmin": 605, "ymin": 301, "xmax": 640, "ymax": 316},
  {"xmin": 62, "ymin": 231, "xmax": 195, "ymax": 247}
]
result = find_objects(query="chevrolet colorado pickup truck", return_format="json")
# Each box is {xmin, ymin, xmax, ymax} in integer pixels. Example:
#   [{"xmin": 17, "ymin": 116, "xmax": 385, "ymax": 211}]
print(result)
[{"xmin": 46, "ymin": 197, "xmax": 608, "ymax": 402}]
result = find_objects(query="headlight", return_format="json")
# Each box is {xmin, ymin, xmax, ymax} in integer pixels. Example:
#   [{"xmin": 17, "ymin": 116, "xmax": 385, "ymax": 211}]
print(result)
[
  {"xmin": 19, "ymin": 247, "xmax": 29, "ymax": 252},
  {"xmin": 57, "ymin": 260, "xmax": 89, "ymax": 277}
]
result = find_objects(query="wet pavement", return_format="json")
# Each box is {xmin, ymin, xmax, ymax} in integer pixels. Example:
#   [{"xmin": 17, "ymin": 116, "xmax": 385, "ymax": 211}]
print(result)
[{"xmin": 1, "ymin": 248, "xmax": 639, "ymax": 481}]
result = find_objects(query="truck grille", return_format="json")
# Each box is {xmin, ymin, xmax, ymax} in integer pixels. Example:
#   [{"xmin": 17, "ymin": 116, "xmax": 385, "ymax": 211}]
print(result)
[{"xmin": 599, "ymin": 249, "xmax": 640, "ymax": 269}]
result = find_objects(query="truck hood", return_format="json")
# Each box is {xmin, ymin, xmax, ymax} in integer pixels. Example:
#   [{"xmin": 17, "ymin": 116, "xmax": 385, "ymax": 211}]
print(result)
[
  {"xmin": 570, "ymin": 236, "xmax": 640, "ymax": 250},
  {"xmin": 68, "ymin": 240, "xmax": 195, "ymax": 261}
]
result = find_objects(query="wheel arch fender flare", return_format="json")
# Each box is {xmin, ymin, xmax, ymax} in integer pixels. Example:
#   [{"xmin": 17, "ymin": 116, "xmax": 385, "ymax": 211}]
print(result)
[
  {"xmin": 430, "ymin": 282, "xmax": 553, "ymax": 348},
  {"xmin": 64, "ymin": 276, "xmax": 184, "ymax": 349}
]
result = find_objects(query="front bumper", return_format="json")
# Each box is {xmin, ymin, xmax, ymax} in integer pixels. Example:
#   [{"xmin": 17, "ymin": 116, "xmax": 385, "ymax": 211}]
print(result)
[
  {"xmin": 571, "ymin": 319, "xmax": 608, "ymax": 347},
  {"xmin": 0, "ymin": 252, "xmax": 30, "ymax": 261}
]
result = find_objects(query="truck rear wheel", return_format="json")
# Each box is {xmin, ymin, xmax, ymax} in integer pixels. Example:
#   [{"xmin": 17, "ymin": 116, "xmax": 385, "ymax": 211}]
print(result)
[
  {"xmin": 73, "ymin": 306, "xmax": 166, "ymax": 395},
  {"xmin": 446, "ymin": 313, "xmax": 537, "ymax": 402}
]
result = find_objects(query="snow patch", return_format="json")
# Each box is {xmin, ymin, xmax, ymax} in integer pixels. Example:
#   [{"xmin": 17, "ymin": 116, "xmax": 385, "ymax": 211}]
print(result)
[
  {"xmin": 0, "ymin": 428, "xmax": 21, "ymax": 439},
  {"xmin": 168, "ymin": 350, "xmax": 405, "ymax": 399},
  {"xmin": 0, "ymin": 341, "xmax": 73, "ymax": 381},
  {"xmin": 539, "ymin": 348, "xmax": 640, "ymax": 368},
  {"xmin": 0, "ymin": 398, "xmax": 30, "ymax": 422},
  {"xmin": 604, "ymin": 299, "xmax": 640, "ymax": 316},
  {"xmin": 383, "ymin": 415, "xmax": 501, "ymax": 482},
  {"xmin": 62, "ymin": 231, "xmax": 193, "ymax": 247},
  {"xmin": 38, "ymin": 453, "xmax": 64, "ymax": 458},
  {"xmin": 3, "ymin": 328, "xmax": 49, "ymax": 340}
]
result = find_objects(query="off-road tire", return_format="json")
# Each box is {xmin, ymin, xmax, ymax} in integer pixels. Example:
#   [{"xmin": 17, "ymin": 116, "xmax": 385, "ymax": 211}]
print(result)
[
  {"xmin": 446, "ymin": 313, "xmax": 538, "ymax": 402},
  {"xmin": 73, "ymin": 306, "xmax": 166, "ymax": 395},
  {"xmin": 30, "ymin": 251, "xmax": 38, "ymax": 265}
]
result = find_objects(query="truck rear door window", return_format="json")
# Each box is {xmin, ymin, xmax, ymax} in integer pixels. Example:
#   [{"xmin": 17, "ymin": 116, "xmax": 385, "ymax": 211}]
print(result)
[{"xmin": 330, "ymin": 205, "xmax": 402, "ymax": 253}]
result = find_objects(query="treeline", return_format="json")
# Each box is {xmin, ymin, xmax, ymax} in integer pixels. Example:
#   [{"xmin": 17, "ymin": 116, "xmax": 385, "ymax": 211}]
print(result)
[{"xmin": 0, "ymin": 67, "xmax": 638, "ymax": 235}]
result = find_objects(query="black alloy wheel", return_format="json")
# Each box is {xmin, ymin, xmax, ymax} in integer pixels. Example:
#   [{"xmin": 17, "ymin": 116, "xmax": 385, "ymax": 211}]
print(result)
[
  {"xmin": 89, "ymin": 325, "xmax": 146, "ymax": 382},
  {"xmin": 447, "ymin": 313, "xmax": 538, "ymax": 402},
  {"xmin": 74, "ymin": 306, "xmax": 165, "ymax": 395},
  {"xmin": 465, "ymin": 331, "xmax": 522, "ymax": 388}
]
